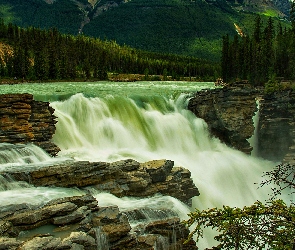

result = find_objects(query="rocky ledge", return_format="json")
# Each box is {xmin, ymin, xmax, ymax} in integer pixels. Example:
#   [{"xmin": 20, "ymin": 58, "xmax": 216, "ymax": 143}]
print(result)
[
  {"xmin": 0, "ymin": 194, "xmax": 197, "ymax": 250},
  {"xmin": 2, "ymin": 159, "xmax": 199, "ymax": 205},
  {"xmin": 0, "ymin": 94, "xmax": 59, "ymax": 156},
  {"xmin": 0, "ymin": 158, "xmax": 199, "ymax": 249}
]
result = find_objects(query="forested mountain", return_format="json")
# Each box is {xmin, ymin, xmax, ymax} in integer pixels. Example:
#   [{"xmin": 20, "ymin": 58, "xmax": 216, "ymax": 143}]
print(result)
[
  {"xmin": 0, "ymin": 0, "xmax": 292, "ymax": 61},
  {"xmin": 0, "ymin": 20, "xmax": 219, "ymax": 82}
]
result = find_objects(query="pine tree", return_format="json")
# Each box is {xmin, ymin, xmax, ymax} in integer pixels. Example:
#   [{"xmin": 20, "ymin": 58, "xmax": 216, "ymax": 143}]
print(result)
[{"xmin": 221, "ymin": 34, "xmax": 230, "ymax": 82}]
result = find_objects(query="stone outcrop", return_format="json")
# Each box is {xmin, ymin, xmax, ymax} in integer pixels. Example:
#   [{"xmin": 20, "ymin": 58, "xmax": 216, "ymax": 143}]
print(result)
[
  {"xmin": 0, "ymin": 94, "xmax": 59, "ymax": 156},
  {"xmin": 0, "ymin": 194, "xmax": 197, "ymax": 249},
  {"xmin": 2, "ymin": 159, "xmax": 199, "ymax": 205},
  {"xmin": 188, "ymin": 85, "xmax": 295, "ymax": 164},
  {"xmin": 188, "ymin": 85, "xmax": 260, "ymax": 154}
]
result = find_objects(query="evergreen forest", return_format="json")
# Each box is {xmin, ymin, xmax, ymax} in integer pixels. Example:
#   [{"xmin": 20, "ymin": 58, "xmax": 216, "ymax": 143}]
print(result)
[
  {"xmin": 0, "ymin": 0, "xmax": 290, "ymax": 61},
  {"xmin": 0, "ymin": 19, "xmax": 218, "ymax": 82},
  {"xmin": 222, "ymin": 2, "xmax": 295, "ymax": 86}
]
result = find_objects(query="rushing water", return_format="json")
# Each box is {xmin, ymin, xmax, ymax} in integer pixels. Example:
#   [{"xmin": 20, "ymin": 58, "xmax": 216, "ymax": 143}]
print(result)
[{"xmin": 0, "ymin": 81, "xmax": 279, "ymax": 248}]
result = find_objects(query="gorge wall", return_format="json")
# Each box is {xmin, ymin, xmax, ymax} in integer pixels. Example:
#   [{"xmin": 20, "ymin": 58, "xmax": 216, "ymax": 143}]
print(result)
[{"xmin": 188, "ymin": 85, "xmax": 295, "ymax": 164}]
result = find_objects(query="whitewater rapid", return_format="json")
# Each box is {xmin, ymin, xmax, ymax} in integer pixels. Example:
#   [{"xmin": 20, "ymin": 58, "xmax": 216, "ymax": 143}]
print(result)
[
  {"xmin": 50, "ymin": 93, "xmax": 275, "ymax": 210},
  {"xmin": 0, "ymin": 81, "xmax": 280, "ymax": 248}
]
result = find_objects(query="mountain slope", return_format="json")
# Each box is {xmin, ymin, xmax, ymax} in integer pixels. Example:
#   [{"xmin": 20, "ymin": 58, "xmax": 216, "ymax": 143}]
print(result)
[{"xmin": 0, "ymin": 0, "xmax": 291, "ymax": 61}]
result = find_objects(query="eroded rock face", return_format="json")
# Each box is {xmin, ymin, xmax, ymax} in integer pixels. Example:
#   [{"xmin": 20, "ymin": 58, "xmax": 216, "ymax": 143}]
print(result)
[
  {"xmin": 0, "ymin": 94, "xmax": 59, "ymax": 156},
  {"xmin": 2, "ymin": 159, "xmax": 199, "ymax": 205},
  {"xmin": 258, "ymin": 90, "xmax": 295, "ymax": 163},
  {"xmin": 0, "ymin": 194, "xmax": 197, "ymax": 250},
  {"xmin": 188, "ymin": 86, "xmax": 295, "ymax": 164},
  {"xmin": 188, "ymin": 86, "xmax": 260, "ymax": 154}
]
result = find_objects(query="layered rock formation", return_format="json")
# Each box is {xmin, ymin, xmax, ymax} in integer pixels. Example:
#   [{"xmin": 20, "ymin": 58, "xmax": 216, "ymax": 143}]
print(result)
[
  {"xmin": 0, "ymin": 194, "xmax": 197, "ymax": 250},
  {"xmin": 0, "ymin": 94, "xmax": 59, "ymax": 156},
  {"xmin": 2, "ymin": 159, "xmax": 199, "ymax": 205}
]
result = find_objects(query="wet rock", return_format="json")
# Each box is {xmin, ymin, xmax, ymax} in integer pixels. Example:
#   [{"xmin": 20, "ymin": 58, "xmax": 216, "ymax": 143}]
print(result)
[
  {"xmin": 0, "ymin": 192, "xmax": 197, "ymax": 249},
  {"xmin": 4, "ymin": 159, "xmax": 199, "ymax": 204},
  {"xmin": 0, "ymin": 237, "xmax": 22, "ymax": 250},
  {"xmin": 53, "ymin": 206, "xmax": 90, "ymax": 226},
  {"xmin": 20, "ymin": 236, "xmax": 61, "ymax": 250},
  {"xmin": 60, "ymin": 231, "xmax": 96, "ymax": 249},
  {"xmin": 92, "ymin": 206, "xmax": 131, "ymax": 242},
  {"xmin": 141, "ymin": 159, "xmax": 174, "ymax": 183}
]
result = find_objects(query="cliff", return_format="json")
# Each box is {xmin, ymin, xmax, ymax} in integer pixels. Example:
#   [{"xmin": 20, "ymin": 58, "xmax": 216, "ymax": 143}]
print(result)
[
  {"xmin": 188, "ymin": 86, "xmax": 295, "ymax": 164},
  {"xmin": 258, "ymin": 90, "xmax": 295, "ymax": 163},
  {"xmin": 188, "ymin": 85, "xmax": 260, "ymax": 154},
  {"xmin": 0, "ymin": 94, "xmax": 59, "ymax": 156}
]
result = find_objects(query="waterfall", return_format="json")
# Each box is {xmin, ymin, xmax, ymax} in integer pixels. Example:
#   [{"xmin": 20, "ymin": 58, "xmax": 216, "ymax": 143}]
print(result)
[
  {"xmin": 0, "ymin": 143, "xmax": 72, "ymax": 173},
  {"xmin": 0, "ymin": 85, "xmax": 280, "ymax": 248},
  {"xmin": 91, "ymin": 192, "xmax": 191, "ymax": 227},
  {"xmin": 51, "ymin": 93, "xmax": 276, "ymax": 210},
  {"xmin": 0, "ymin": 143, "xmax": 52, "ymax": 165},
  {"xmin": 95, "ymin": 227, "xmax": 109, "ymax": 250},
  {"xmin": 248, "ymin": 99, "xmax": 261, "ymax": 157},
  {"xmin": 0, "ymin": 143, "xmax": 85, "ymax": 206}
]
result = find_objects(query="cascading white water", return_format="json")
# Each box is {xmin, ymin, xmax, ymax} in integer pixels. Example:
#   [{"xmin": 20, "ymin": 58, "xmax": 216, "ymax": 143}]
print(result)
[
  {"xmin": 51, "ymin": 93, "xmax": 276, "ymax": 209},
  {"xmin": 94, "ymin": 227, "xmax": 109, "ymax": 250},
  {"xmin": 91, "ymin": 192, "xmax": 191, "ymax": 227},
  {"xmin": 0, "ymin": 143, "xmax": 52, "ymax": 165},
  {"xmin": 50, "ymin": 92, "xmax": 279, "ymax": 248},
  {"xmin": 0, "ymin": 81, "xmax": 281, "ymax": 248},
  {"xmin": 0, "ymin": 143, "xmax": 85, "ymax": 206},
  {"xmin": 248, "ymin": 99, "xmax": 261, "ymax": 157}
]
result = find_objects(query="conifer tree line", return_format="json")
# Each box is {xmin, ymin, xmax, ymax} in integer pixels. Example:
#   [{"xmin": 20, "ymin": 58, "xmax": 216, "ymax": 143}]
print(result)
[
  {"xmin": 222, "ymin": 2, "xmax": 295, "ymax": 86},
  {"xmin": 0, "ymin": 19, "xmax": 218, "ymax": 81}
]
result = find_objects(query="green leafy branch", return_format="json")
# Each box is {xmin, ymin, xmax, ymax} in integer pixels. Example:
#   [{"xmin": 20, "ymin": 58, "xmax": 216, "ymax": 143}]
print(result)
[
  {"xmin": 184, "ymin": 200, "xmax": 295, "ymax": 249},
  {"xmin": 183, "ymin": 163, "xmax": 295, "ymax": 249}
]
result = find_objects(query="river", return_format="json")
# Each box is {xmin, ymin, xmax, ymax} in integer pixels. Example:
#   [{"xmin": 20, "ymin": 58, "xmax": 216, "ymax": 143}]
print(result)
[{"xmin": 0, "ymin": 81, "xmax": 277, "ymax": 248}]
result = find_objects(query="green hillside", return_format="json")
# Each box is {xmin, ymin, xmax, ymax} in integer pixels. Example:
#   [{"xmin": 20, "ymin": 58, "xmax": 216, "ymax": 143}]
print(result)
[{"xmin": 0, "ymin": 0, "xmax": 290, "ymax": 61}]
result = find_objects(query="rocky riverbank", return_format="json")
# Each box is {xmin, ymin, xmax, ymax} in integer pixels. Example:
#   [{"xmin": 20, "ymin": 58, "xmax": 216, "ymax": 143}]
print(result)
[
  {"xmin": 0, "ymin": 156, "xmax": 199, "ymax": 249},
  {"xmin": 0, "ymin": 194, "xmax": 197, "ymax": 250}
]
